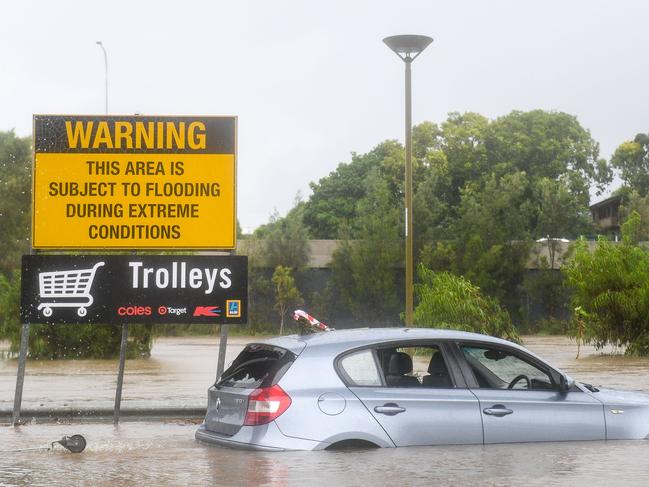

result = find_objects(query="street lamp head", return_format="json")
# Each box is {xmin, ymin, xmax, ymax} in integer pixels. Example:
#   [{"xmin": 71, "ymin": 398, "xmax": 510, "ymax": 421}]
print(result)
[
  {"xmin": 383, "ymin": 34, "xmax": 433, "ymax": 61},
  {"xmin": 96, "ymin": 41, "xmax": 103, "ymax": 46}
]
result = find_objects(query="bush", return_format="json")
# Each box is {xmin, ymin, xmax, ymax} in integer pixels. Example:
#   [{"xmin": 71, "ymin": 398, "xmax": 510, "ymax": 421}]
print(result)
[
  {"xmin": 413, "ymin": 265, "xmax": 519, "ymax": 342},
  {"xmin": 563, "ymin": 212, "xmax": 649, "ymax": 356}
]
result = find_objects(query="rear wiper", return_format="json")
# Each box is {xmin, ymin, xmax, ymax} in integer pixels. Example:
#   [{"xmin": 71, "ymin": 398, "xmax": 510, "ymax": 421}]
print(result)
[{"xmin": 581, "ymin": 383, "xmax": 600, "ymax": 392}]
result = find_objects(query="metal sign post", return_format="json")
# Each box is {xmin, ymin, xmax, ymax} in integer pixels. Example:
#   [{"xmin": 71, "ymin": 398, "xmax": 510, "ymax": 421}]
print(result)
[
  {"xmin": 12, "ymin": 323, "xmax": 30, "ymax": 426},
  {"xmin": 113, "ymin": 323, "xmax": 129, "ymax": 425}
]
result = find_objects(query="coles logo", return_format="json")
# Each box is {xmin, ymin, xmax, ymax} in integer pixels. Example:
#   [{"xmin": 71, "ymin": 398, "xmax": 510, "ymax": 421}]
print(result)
[
  {"xmin": 118, "ymin": 306, "xmax": 151, "ymax": 316},
  {"xmin": 193, "ymin": 306, "xmax": 221, "ymax": 317}
]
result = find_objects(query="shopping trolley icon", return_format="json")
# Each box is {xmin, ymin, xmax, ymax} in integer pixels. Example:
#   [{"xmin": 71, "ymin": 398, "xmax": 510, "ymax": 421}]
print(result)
[{"xmin": 37, "ymin": 262, "xmax": 105, "ymax": 318}]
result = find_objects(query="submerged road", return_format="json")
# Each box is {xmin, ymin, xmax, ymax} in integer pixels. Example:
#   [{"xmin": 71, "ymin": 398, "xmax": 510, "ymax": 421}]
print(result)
[{"xmin": 1, "ymin": 335, "xmax": 649, "ymax": 486}]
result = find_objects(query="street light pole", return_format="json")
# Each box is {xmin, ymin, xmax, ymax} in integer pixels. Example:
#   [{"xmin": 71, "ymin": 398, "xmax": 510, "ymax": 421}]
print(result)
[
  {"xmin": 96, "ymin": 41, "xmax": 108, "ymax": 114},
  {"xmin": 404, "ymin": 54, "xmax": 414, "ymax": 327},
  {"xmin": 383, "ymin": 34, "xmax": 433, "ymax": 326}
]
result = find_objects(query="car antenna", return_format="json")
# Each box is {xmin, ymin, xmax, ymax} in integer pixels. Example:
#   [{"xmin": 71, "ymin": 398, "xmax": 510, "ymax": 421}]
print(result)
[
  {"xmin": 0, "ymin": 434, "xmax": 87, "ymax": 454},
  {"xmin": 293, "ymin": 310, "xmax": 334, "ymax": 334}
]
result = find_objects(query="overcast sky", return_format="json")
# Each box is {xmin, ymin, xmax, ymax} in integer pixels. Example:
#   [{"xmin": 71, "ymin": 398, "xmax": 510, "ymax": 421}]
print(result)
[{"xmin": 2, "ymin": 0, "xmax": 648, "ymax": 232}]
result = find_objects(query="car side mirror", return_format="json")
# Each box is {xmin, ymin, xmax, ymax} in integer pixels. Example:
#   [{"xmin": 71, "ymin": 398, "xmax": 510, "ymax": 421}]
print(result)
[{"xmin": 559, "ymin": 374, "xmax": 574, "ymax": 394}]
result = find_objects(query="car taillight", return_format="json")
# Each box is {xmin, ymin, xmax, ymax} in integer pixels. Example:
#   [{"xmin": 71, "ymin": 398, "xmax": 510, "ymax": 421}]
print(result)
[{"xmin": 243, "ymin": 384, "xmax": 292, "ymax": 426}]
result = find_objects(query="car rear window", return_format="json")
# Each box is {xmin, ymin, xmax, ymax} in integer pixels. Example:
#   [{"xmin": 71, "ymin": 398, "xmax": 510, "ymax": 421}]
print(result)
[
  {"xmin": 217, "ymin": 344, "xmax": 296, "ymax": 389},
  {"xmin": 339, "ymin": 349, "xmax": 382, "ymax": 386}
]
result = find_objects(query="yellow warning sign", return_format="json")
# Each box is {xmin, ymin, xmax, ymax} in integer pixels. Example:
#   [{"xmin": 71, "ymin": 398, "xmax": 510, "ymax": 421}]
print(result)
[{"xmin": 32, "ymin": 115, "xmax": 237, "ymax": 249}]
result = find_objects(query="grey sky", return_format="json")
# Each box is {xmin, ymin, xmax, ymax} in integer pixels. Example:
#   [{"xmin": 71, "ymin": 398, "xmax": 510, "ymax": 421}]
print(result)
[{"xmin": 2, "ymin": 0, "xmax": 647, "ymax": 232}]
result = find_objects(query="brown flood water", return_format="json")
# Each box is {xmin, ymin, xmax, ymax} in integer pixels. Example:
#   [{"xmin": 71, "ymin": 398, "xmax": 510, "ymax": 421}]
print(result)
[{"xmin": 1, "ymin": 335, "xmax": 649, "ymax": 486}]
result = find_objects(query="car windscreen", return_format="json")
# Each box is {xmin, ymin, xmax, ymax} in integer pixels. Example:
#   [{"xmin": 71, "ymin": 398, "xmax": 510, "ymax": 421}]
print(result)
[{"xmin": 217, "ymin": 344, "xmax": 296, "ymax": 389}]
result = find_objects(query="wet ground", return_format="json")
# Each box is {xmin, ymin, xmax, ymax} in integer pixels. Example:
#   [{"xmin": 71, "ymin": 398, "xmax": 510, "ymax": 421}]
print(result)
[
  {"xmin": 0, "ymin": 336, "xmax": 251, "ymax": 413},
  {"xmin": 1, "ymin": 335, "xmax": 649, "ymax": 486}
]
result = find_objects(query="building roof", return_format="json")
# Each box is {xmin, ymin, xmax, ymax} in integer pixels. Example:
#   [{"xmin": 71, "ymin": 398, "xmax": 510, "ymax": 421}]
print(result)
[{"xmin": 589, "ymin": 194, "xmax": 622, "ymax": 211}]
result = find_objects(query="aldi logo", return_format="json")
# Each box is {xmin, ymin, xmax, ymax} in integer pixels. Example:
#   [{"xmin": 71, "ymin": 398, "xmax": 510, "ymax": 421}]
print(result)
[{"xmin": 226, "ymin": 300, "xmax": 241, "ymax": 318}]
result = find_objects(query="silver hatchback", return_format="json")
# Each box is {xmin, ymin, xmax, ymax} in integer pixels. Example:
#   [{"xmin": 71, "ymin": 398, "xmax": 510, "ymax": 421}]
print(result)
[{"xmin": 195, "ymin": 328, "xmax": 649, "ymax": 451}]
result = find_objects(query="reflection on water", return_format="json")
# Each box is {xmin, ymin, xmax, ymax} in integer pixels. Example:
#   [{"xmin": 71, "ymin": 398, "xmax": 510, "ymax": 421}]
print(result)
[
  {"xmin": 1, "ymin": 422, "xmax": 649, "ymax": 486},
  {"xmin": 1, "ymin": 335, "xmax": 649, "ymax": 486}
]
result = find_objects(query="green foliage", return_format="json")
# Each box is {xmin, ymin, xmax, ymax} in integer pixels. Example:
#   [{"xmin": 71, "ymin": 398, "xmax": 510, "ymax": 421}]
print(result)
[
  {"xmin": 448, "ymin": 172, "xmax": 534, "ymax": 314},
  {"xmin": 617, "ymin": 189, "xmax": 649, "ymax": 241},
  {"xmin": 301, "ymin": 110, "xmax": 609, "ymax": 324},
  {"xmin": 413, "ymin": 266, "xmax": 519, "ymax": 342},
  {"xmin": 0, "ymin": 270, "xmax": 21, "ymax": 341},
  {"xmin": 272, "ymin": 265, "xmax": 302, "ymax": 334},
  {"xmin": 564, "ymin": 216, "xmax": 649, "ymax": 356},
  {"xmin": 0, "ymin": 131, "xmax": 32, "ymax": 274},
  {"xmin": 303, "ymin": 141, "xmax": 403, "ymax": 239},
  {"xmin": 611, "ymin": 133, "xmax": 649, "ymax": 197},
  {"xmin": 438, "ymin": 112, "xmax": 489, "ymax": 207},
  {"xmin": 240, "ymin": 201, "xmax": 311, "ymax": 333},
  {"xmin": 254, "ymin": 200, "xmax": 310, "ymax": 270},
  {"xmin": 535, "ymin": 177, "xmax": 593, "ymax": 243},
  {"xmin": 329, "ymin": 169, "xmax": 403, "ymax": 324},
  {"xmin": 484, "ymin": 110, "xmax": 611, "ymax": 200}
]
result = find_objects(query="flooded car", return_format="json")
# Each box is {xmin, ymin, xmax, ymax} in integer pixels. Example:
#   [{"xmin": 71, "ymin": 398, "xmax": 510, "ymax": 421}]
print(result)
[{"xmin": 195, "ymin": 328, "xmax": 649, "ymax": 451}]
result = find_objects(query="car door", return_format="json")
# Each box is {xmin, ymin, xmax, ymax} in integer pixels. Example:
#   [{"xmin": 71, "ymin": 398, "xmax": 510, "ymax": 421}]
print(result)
[
  {"xmin": 455, "ymin": 342, "xmax": 606, "ymax": 444},
  {"xmin": 343, "ymin": 342, "xmax": 483, "ymax": 447}
]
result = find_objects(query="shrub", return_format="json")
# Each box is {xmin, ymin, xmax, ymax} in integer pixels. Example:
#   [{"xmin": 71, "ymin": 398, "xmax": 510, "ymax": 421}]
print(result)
[{"xmin": 413, "ymin": 265, "xmax": 519, "ymax": 342}]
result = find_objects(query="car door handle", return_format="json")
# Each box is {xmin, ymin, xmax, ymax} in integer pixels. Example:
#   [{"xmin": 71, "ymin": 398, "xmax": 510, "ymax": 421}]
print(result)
[
  {"xmin": 374, "ymin": 403, "xmax": 406, "ymax": 415},
  {"xmin": 483, "ymin": 405, "xmax": 513, "ymax": 417}
]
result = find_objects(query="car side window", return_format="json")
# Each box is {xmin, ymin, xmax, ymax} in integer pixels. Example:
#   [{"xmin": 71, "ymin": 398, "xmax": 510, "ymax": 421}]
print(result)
[
  {"xmin": 377, "ymin": 345, "xmax": 453, "ymax": 388},
  {"xmin": 339, "ymin": 349, "xmax": 382, "ymax": 386},
  {"xmin": 461, "ymin": 345, "xmax": 554, "ymax": 390}
]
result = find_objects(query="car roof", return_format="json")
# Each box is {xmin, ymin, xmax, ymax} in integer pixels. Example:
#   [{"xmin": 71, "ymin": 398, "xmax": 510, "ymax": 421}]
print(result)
[
  {"xmin": 248, "ymin": 327, "xmax": 565, "ymax": 376},
  {"xmin": 258, "ymin": 327, "xmax": 521, "ymax": 354}
]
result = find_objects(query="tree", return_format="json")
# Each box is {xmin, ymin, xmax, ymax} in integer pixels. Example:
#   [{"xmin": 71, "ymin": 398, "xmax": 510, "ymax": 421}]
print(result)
[
  {"xmin": 611, "ymin": 133, "xmax": 649, "ymax": 197},
  {"xmin": 448, "ymin": 171, "xmax": 534, "ymax": 314},
  {"xmin": 429, "ymin": 111, "xmax": 608, "ymax": 319},
  {"xmin": 438, "ymin": 112, "xmax": 490, "ymax": 208},
  {"xmin": 241, "ymin": 199, "xmax": 311, "ymax": 333},
  {"xmin": 302, "ymin": 141, "xmax": 403, "ymax": 239},
  {"xmin": 329, "ymin": 169, "xmax": 403, "ymax": 324},
  {"xmin": 412, "ymin": 149, "xmax": 454, "ymax": 249},
  {"xmin": 0, "ymin": 270, "xmax": 20, "ymax": 342},
  {"xmin": 563, "ymin": 212, "xmax": 649, "ymax": 355},
  {"xmin": 535, "ymin": 178, "xmax": 592, "ymax": 245},
  {"xmin": 413, "ymin": 266, "xmax": 519, "ymax": 342},
  {"xmin": 255, "ymin": 198, "xmax": 310, "ymax": 270},
  {"xmin": 272, "ymin": 265, "xmax": 302, "ymax": 335},
  {"xmin": 485, "ymin": 110, "xmax": 611, "ymax": 202},
  {"xmin": 532, "ymin": 175, "xmax": 591, "ymax": 324},
  {"xmin": 0, "ymin": 131, "xmax": 32, "ymax": 274},
  {"xmin": 299, "ymin": 110, "xmax": 610, "ymax": 324},
  {"xmin": 617, "ymin": 189, "xmax": 649, "ymax": 241}
]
